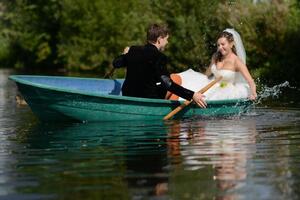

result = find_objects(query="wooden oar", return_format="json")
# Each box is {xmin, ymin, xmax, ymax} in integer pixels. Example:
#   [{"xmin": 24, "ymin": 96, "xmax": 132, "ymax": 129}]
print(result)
[{"xmin": 163, "ymin": 76, "xmax": 222, "ymax": 120}]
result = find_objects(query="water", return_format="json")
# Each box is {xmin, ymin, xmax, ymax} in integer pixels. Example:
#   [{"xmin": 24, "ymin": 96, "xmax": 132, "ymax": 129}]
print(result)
[{"xmin": 1, "ymin": 69, "xmax": 300, "ymax": 200}]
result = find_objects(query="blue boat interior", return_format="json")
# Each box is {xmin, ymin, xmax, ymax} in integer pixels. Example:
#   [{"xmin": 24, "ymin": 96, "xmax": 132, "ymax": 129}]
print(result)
[{"xmin": 15, "ymin": 76, "xmax": 125, "ymax": 96}]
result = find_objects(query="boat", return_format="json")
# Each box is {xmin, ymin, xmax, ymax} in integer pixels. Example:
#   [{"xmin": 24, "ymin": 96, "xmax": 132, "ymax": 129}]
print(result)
[{"xmin": 9, "ymin": 75, "xmax": 252, "ymax": 122}]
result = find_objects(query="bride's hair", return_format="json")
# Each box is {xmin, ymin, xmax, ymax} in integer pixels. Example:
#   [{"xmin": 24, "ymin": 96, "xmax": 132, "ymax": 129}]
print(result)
[{"xmin": 214, "ymin": 31, "xmax": 237, "ymax": 63}]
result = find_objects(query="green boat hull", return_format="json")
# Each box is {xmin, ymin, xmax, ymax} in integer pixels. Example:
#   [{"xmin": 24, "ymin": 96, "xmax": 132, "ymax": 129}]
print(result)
[{"xmin": 10, "ymin": 75, "xmax": 252, "ymax": 122}]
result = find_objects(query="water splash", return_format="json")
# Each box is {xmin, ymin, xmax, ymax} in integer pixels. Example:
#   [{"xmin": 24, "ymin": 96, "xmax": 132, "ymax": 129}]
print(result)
[
  {"xmin": 259, "ymin": 81, "xmax": 291, "ymax": 98},
  {"xmin": 255, "ymin": 81, "xmax": 292, "ymax": 105}
]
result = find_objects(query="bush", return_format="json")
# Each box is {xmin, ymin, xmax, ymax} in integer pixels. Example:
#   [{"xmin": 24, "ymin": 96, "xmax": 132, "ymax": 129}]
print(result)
[
  {"xmin": 58, "ymin": 0, "xmax": 160, "ymax": 73},
  {"xmin": 151, "ymin": 0, "xmax": 220, "ymax": 72},
  {"xmin": 0, "ymin": 0, "xmax": 62, "ymax": 70},
  {"xmin": 0, "ymin": 0, "xmax": 299, "ymax": 85}
]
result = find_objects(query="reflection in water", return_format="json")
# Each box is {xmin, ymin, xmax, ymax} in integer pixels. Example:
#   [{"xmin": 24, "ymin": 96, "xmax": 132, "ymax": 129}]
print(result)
[
  {"xmin": 164, "ymin": 119, "xmax": 257, "ymax": 200},
  {"xmin": 0, "ymin": 69, "xmax": 38, "ymax": 198},
  {"xmin": 6, "ymin": 116, "xmax": 299, "ymax": 200},
  {"xmin": 4, "ymin": 116, "xmax": 260, "ymax": 199},
  {"xmin": 10, "ymin": 121, "xmax": 170, "ymax": 199}
]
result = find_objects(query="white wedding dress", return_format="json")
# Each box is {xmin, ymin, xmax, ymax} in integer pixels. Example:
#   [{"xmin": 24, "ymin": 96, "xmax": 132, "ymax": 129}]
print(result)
[{"xmin": 177, "ymin": 65, "xmax": 250, "ymax": 101}]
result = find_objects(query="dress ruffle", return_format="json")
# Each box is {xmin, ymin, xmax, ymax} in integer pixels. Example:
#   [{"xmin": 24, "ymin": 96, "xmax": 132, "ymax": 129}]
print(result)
[{"xmin": 176, "ymin": 68, "xmax": 250, "ymax": 101}]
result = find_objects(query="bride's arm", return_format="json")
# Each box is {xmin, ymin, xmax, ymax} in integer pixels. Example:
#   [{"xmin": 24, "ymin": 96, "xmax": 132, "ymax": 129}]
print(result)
[
  {"xmin": 236, "ymin": 59, "xmax": 257, "ymax": 100},
  {"xmin": 204, "ymin": 56, "xmax": 215, "ymax": 77}
]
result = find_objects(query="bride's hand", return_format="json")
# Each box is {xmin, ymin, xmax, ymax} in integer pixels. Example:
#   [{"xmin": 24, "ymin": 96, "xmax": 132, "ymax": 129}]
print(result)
[{"xmin": 249, "ymin": 93, "xmax": 257, "ymax": 100}]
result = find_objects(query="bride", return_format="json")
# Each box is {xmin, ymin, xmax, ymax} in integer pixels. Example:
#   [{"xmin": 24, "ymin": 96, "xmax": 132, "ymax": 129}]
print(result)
[{"xmin": 167, "ymin": 28, "xmax": 257, "ymax": 101}]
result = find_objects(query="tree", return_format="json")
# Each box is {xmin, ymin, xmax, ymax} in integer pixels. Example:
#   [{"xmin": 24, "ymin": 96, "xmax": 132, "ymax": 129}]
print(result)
[{"xmin": 1, "ymin": 0, "xmax": 61, "ymax": 70}]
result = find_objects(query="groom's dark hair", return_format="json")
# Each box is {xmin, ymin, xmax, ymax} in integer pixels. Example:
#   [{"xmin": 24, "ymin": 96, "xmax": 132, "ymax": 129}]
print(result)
[{"xmin": 147, "ymin": 24, "xmax": 169, "ymax": 43}]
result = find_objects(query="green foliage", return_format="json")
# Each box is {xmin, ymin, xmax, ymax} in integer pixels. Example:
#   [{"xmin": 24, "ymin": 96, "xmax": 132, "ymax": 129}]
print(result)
[
  {"xmin": 0, "ymin": 0, "xmax": 61, "ymax": 69},
  {"xmin": 58, "ymin": 0, "xmax": 160, "ymax": 73},
  {"xmin": 152, "ymin": 0, "xmax": 220, "ymax": 72},
  {"xmin": 0, "ymin": 0, "xmax": 299, "ymax": 85},
  {"xmin": 0, "ymin": 35, "xmax": 10, "ymax": 67}
]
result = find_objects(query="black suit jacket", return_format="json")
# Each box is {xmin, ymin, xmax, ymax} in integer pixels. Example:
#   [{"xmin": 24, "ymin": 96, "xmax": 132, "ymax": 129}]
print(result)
[{"xmin": 113, "ymin": 43, "xmax": 194, "ymax": 100}]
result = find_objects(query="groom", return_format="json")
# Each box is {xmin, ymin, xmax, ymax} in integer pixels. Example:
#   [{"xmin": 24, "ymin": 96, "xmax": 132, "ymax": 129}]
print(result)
[{"xmin": 112, "ymin": 23, "xmax": 206, "ymax": 108}]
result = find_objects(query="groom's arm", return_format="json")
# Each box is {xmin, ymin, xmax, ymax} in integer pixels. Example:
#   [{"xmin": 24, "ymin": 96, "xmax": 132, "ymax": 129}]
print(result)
[{"xmin": 160, "ymin": 75, "xmax": 194, "ymax": 100}]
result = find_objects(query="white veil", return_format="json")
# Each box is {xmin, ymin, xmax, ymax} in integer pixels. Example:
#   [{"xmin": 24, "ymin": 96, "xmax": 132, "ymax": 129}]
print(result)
[{"xmin": 223, "ymin": 28, "xmax": 247, "ymax": 84}]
